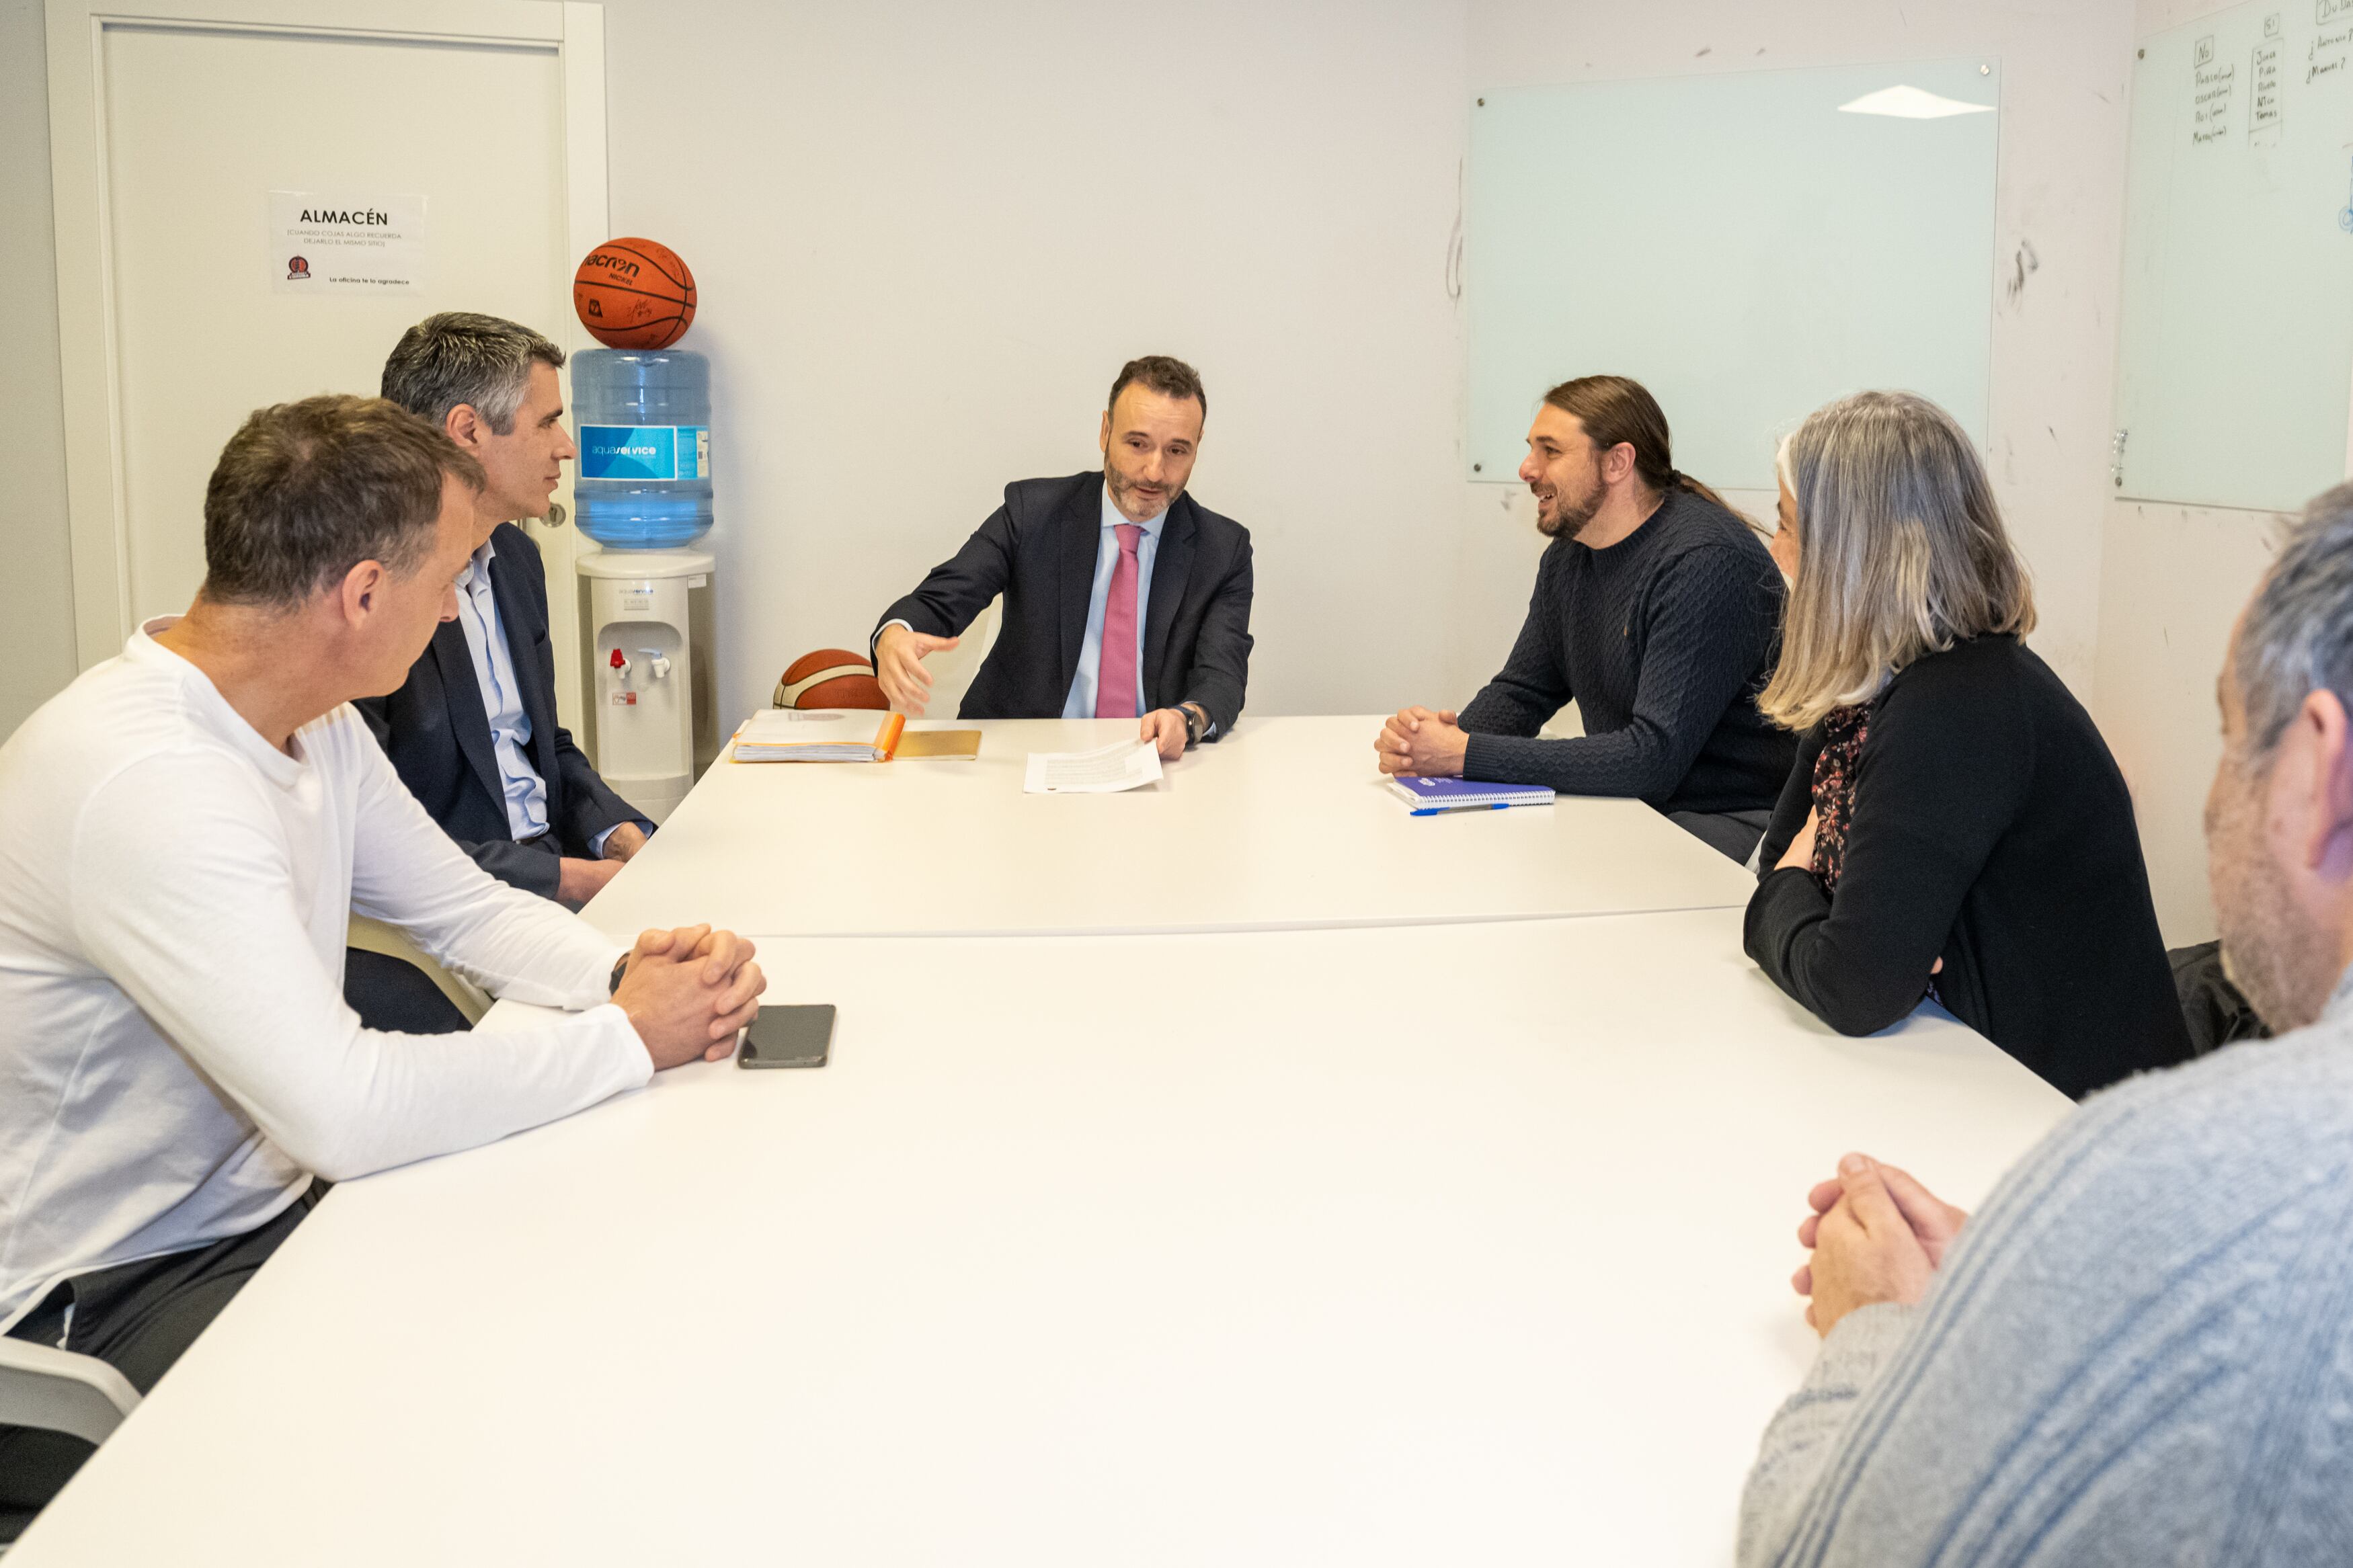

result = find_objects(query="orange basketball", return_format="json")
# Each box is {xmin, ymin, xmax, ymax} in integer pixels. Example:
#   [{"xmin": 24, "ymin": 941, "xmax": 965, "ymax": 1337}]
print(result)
[
  {"xmin": 573, "ymin": 237, "xmax": 696, "ymax": 349},
  {"xmin": 774, "ymin": 649, "xmax": 888, "ymax": 710}
]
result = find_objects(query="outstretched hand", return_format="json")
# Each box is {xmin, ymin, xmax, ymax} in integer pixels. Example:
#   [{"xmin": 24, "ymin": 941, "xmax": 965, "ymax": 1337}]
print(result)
[{"xmin": 874, "ymin": 624, "xmax": 959, "ymax": 716}]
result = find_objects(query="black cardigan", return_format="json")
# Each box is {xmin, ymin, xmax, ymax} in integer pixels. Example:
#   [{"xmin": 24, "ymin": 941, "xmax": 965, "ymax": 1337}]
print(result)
[{"xmin": 1745, "ymin": 636, "xmax": 2193, "ymax": 1100}]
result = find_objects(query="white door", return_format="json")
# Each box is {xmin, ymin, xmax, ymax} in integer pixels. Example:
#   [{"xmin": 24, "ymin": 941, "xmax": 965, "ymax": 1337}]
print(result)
[{"xmin": 45, "ymin": 0, "xmax": 608, "ymax": 725}]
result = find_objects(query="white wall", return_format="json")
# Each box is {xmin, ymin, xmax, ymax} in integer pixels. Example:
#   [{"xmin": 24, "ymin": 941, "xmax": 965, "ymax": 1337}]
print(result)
[
  {"xmin": 596, "ymin": 0, "xmax": 1470, "ymax": 733},
  {"xmin": 2096, "ymin": 501, "xmax": 2278, "ymax": 944},
  {"xmin": 2096, "ymin": 0, "xmax": 2295, "ymax": 946},
  {"xmin": 0, "ymin": 0, "xmax": 83, "ymax": 742}
]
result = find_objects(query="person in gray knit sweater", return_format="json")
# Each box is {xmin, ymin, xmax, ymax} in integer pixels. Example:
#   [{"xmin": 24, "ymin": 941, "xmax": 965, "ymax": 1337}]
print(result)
[{"xmin": 1740, "ymin": 485, "xmax": 2353, "ymax": 1565}]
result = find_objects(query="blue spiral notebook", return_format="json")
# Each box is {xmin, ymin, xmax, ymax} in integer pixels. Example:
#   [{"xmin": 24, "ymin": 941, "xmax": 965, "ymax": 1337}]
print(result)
[{"xmin": 1387, "ymin": 776, "xmax": 1556, "ymax": 814}]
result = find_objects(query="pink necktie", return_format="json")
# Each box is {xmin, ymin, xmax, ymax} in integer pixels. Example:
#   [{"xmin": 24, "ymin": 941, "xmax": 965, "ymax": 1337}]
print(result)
[{"xmin": 1094, "ymin": 523, "xmax": 1142, "ymax": 719}]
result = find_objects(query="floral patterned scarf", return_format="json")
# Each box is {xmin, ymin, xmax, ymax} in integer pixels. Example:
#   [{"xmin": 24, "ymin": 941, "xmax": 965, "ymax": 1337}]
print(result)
[{"xmin": 1808, "ymin": 704, "xmax": 1872, "ymax": 895}]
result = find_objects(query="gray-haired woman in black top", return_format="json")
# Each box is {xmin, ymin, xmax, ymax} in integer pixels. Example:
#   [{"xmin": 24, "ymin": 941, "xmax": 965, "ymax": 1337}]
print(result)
[{"xmin": 1744, "ymin": 392, "xmax": 2192, "ymax": 1099}]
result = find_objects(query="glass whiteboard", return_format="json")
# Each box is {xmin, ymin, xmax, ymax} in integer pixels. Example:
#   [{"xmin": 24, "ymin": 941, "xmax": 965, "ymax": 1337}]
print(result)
[
  {"xmin": 1466, "ymin": 60, "xmax": 1999, "ymax": 490},
  {"xmin": 2114, "ymin": 0, "xmax": 2353, "ymax": 512}
]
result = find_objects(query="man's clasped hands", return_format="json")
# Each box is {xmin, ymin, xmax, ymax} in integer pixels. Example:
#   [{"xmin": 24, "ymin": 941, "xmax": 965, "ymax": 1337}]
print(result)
[{"xmin": 1792, "ymin": 1151, "xmax": 1972, "ymax": 1336}]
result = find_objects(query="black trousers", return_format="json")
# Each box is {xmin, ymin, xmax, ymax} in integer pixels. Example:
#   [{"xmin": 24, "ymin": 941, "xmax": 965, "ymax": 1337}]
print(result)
[
  {"xmin": 344, "ymin": 946, "xmax": 470, "ymax": 1034},
  {"xmin": 0, "ymin": 1186, "xmax": 325, "ymax": 1538},
  {"xmin": 1666, "ymin": 807, "xmax": 1775, "ymax": 865}
]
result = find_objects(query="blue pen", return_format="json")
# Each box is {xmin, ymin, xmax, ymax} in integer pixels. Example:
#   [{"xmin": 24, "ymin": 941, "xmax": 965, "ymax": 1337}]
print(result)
[{"xmin": 1409, "ymin": 801, "xmax": 1509, "ymax": 817}]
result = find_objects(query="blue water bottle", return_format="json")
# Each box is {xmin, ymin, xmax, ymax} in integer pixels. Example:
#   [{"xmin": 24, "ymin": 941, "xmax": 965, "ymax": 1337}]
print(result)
[{"xmin": 571, "ymin": 348, "xmax": 715, "ymax": 549}]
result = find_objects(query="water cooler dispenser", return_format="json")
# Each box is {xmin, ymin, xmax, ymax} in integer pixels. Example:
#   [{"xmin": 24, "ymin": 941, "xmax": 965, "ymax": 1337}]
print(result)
[
  {"xmin": 571, "ymin": 346, "xmax": 721, "ymax": 824},
  {"xmin": 575, "ymin": 548, "xmax": 719, "ymax": 823}
]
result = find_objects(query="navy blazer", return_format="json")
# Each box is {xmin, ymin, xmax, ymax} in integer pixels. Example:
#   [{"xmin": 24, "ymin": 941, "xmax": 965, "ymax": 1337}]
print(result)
[
  {"xmin": 357, "ymin": 523, "xmax": 641, "ymax": 899},
  {"xmin": 875, "ymin": 471, "xmax": 1254, "ymax": 735}
]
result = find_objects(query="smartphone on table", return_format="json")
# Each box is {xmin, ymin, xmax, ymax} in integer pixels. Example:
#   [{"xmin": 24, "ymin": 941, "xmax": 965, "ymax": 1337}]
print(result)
[{"xmin": 738, "ymin": 1004, "xmax": 835, "ymax": 1069}]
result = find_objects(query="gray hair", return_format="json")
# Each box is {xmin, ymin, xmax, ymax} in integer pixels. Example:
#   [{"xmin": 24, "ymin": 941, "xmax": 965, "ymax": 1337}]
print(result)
[
  {"xmin": 202, "ymin": 395, "xmax": 483, "ymax": 608},
  {"xmin": 2237, "ymin": 483, "xmax": 2353, "ymax": 761},
  {"xmin": 381, "ymin": 311, "xmax": 565, "ymax": 434},
  {"xmin": 1759, "ymin": 390, "xmax": 2036, "ymax": 731}
]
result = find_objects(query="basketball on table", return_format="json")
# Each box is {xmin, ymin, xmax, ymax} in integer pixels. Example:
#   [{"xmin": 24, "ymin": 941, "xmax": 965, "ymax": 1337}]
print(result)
[
  {"xmin": 573, "ymin": 237, "xmax": 696, "ymax": 349},
  {"xmin": 775, "ymin": 649, "xmax": 888, "ymax": 711}
]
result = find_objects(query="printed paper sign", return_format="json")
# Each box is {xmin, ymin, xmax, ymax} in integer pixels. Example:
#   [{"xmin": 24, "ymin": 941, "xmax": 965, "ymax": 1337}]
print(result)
[{"xmin": 270, "ymin": 190, "xmax": 427, "ymax": 294}]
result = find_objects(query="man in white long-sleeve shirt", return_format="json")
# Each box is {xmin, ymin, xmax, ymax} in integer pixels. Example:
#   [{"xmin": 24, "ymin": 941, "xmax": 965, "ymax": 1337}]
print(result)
[{"xmin": 0, "ymin": 395, "xmax": 765, "ymax": 1527}]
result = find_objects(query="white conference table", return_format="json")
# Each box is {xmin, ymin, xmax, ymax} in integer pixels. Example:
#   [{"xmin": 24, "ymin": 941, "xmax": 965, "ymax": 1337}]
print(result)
[
  {"xmin": 11, "ymin": 913, "xmax": 2069, "ymax": 1567},
  {"xmin": 582, "ymin": 713, "xmax": 1757, "ymax": 939}
]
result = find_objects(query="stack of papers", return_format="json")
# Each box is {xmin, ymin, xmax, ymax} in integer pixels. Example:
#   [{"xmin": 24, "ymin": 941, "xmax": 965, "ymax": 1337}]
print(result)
[
  {"xmin": 733, "ymin": 710, "xmax": 906, "ymax": 762},
  {"xmin": 1023, "ymin": 740, "xmax": 1164, "ymax": 794},
  {"xmin": 731, "ymin": 710, "xmax": 984, "ymax": 762}
]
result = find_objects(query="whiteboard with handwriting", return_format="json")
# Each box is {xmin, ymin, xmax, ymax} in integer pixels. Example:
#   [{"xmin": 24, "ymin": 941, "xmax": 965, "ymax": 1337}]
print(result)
[{"xmin": 2116, "ymin": 0, "xmax": 2353, "ymax": 511}]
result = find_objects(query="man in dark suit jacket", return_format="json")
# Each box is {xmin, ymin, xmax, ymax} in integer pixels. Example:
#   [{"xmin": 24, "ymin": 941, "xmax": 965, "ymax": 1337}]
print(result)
[
  {"xmin": 349, "ymin": 313, "xmax": 652, "ymax": 1031},
  {"xmin": 356, "ymin": 518, "xmax": 643, "ymax": 895},
  {"xmin": 873, "ymin": 356, "xmax": 1252, "ymax": 759}
]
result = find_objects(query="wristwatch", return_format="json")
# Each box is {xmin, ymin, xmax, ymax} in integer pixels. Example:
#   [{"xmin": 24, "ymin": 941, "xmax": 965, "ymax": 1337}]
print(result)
[{"xmin": 1180, "ymin": 703, "xmax": 1207, "ymax": 748}]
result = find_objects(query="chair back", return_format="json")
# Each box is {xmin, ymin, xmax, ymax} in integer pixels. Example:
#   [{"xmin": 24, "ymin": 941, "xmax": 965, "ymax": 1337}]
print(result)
[
  {"xmin": 912, "ymin": 598, "xmax": 1002, "ymax": 717},
  {"xmin": 0, "ymin": 1337, "xmax": 139, "ymax": 1448}
]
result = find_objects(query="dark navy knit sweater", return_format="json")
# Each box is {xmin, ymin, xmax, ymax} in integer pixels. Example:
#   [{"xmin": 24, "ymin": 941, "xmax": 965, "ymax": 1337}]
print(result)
[{"xmin": 1459, "ymin": 488, "xmax": 1796, "ymax": 815}]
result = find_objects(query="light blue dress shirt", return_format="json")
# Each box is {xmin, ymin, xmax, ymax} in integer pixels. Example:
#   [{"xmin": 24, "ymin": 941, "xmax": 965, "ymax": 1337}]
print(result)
[
  {"xmin": 452, "ymin": 539, "xmax": 630, "ymax": 856},
  {"xmin": 451, "ymin": 540, "xmax": 549, "ymax": 841},
  {"xmin": 1060, "ymin": 484, "xmax": 1164, "ymax": 719}
]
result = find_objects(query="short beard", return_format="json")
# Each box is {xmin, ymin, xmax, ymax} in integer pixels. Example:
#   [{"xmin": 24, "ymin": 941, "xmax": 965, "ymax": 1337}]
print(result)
[
  {"xmin": 1535, "ymin": 462, "xmax": 1605, "ymax": 540},
  {"xmin": 1105, "ymin": 464, "xmax": 1175, "ymax": 521}
]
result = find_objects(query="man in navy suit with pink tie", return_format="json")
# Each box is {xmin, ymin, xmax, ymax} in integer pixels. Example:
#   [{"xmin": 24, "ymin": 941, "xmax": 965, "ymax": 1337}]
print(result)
[{"xmin": 871, "ymin": 356, "xmax": 1254, "ymax": 760}]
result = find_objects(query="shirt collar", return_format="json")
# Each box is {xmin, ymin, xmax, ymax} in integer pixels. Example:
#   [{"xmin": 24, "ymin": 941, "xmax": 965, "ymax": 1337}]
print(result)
[
  {"xmin": 456, "ymin": 535, "xmax": 498, "ymax": 591},
  {"xmin": 1100, "ymin": 481, "xmax": 1168, "ymax": 538}
]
